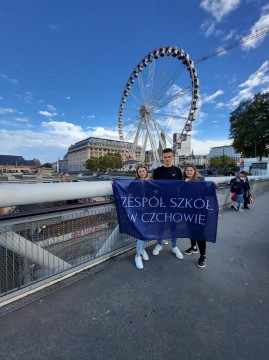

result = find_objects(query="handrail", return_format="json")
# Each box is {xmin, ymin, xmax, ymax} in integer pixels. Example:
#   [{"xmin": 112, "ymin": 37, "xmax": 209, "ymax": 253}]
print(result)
[{"xmin": 0, "ymin": 176, "xmax": 268, "ymax": 208}]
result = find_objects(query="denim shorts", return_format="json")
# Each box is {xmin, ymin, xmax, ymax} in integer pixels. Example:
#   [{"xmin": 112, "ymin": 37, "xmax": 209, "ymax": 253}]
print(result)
[{"xmin": 236, "ymin": 194, "xmax": 244, "ymax": 203}]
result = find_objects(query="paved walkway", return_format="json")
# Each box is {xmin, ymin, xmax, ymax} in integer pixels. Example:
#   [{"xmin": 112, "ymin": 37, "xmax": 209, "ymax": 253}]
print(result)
[{"xmin": 0, "ymin": 192, "xmax": 269, "ymax": 360}]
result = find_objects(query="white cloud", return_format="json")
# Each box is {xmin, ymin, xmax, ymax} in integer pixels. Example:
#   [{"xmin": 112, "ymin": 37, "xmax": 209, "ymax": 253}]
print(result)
[
  {"xmin": 222, "ymin": 29, "xmax": 237, "ymax": 41},
  {"xmin": 13, "ymin": 117, "xmax": 30, "ymax": 123},
  {"xmin": 203, "ymin": 90, "xmax": 224, "ymax": 103},
  {"xmin": 0, "ymin": 107, "xmax": 17, "ymax": 115},
  {"xmin": 38, "ymin": 110, "xmax": 58, "ymax": 117},
  {"xmin": 200, "ymin": 19, "xmax": 216, "ymax": 37},
  {"xmin": 15, "ymin": 92, "xmax": 33, "ymax": 103},
  {"xmin": 228, "ymin": 61, "xmax": 269, "ymax": 107},
  {"xmin": 47, "ymin": 104, "xmax": 57, "ymax": 111},
  {"xmin": 192, "ymin": 138, "xmax": 233, "ymax": 155},
  {"xmin": 215, "ymin": 102, "xmax": 226, "ymax": 108},
  {"xmin": 87, "ymin": 126, "xmax": 119, "ymax": 140},
  {"xmin": 0, "ymin": 121, "xmax": 121, "ymax": 162},
  {"xmin": 1, "ymin": 74, "xmax": 18, "ymax": 85},
  {"xmin": 241, "ymin": 6, "xmax": 269, "ymax": 50},
  {"xmin": 200, "ymin": 0, "xmax": 241, "ymax": 22}
]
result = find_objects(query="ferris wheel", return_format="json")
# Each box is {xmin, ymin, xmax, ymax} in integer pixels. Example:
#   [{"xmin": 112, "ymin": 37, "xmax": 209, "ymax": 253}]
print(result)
[{"xmin": 118, "ymin": 46, "xmax": 199, "ymax": 163}]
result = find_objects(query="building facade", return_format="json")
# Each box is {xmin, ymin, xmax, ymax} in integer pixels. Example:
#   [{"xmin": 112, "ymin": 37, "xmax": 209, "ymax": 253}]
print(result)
[
  {"xmin": 179, "ymin": 154, "xmax": 208, "ymax": 167},
  {"xmin": 67, "ymin": 137, "xmax": 141, "ymax": 172},
  {"xmin": 0, "ymin": 155, "xmax": 39, "ymax": 174},
  {"xmin": 209, "ymin": 145, "xmax": 241, "ymax": 164}
]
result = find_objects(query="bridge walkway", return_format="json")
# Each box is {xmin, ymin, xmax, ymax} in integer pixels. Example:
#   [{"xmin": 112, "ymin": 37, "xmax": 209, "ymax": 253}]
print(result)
[{"xmin": 0, "ymin": 191, "xmax": 269, "ymax": 360}]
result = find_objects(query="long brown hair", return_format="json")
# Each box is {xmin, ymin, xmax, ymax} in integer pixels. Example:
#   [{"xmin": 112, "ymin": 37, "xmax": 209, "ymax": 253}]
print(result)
[
  {"xmin": 183, "ymin": 164, "xmax": 201, "ymax": 180},
  {"xmin": 135, "ymin": 164, "xmax": 149, "ymax": 179}
]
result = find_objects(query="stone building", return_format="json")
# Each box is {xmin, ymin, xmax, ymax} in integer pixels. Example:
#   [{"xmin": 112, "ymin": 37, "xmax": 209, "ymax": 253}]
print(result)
[{"xmin": 67, "ymin": 137, "xmax": 141, "ymax": 172}]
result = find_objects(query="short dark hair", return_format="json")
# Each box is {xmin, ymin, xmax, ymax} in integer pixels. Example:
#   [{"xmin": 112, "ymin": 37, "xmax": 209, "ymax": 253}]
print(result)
[
  {"xmin": 162, "ymin": 148, "xmax": 173, "ymax": 154},
  {"xmin": 240, "ymin": 170, "xmax": 248, "ymax": 176}
]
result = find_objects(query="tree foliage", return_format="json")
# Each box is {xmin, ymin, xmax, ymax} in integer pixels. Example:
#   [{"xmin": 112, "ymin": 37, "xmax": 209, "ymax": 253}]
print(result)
[
  {"xmin": 209, "ymin": 155, "xmax": 236, "ymax": 167},
  {"xmin": 42, "ymin": 162, "xmax": 52, "ymax": 168},
  {"xmin": 85, "ymin": 152, "xmax": 123, "ymax": 171},
  {"xmin": 229, "ymin": 92, "xmax": 269, "ymax": 159}
]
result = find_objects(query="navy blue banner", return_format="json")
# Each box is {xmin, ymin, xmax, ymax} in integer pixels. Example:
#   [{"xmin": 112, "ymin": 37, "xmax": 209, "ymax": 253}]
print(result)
[{"xmin": 112, "ymin": 179, "xmax": 219, "ymax": 243}]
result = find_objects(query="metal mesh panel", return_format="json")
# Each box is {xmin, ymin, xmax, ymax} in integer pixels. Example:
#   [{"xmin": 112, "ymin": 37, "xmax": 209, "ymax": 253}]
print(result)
[{"xmin": 0, "ymin": 203, "xmax": 135, "ymax": 297}]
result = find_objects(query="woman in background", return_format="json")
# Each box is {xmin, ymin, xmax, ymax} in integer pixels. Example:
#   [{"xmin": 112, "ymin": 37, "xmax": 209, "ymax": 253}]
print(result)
[{"xmin": 230, "ymin": 174, "xmax": 245, "ymax": 212}]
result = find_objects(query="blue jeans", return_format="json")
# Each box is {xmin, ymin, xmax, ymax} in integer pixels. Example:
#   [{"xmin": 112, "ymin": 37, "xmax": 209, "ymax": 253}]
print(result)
[
  {"xmin": 157, "ymin": 239, "xmax": 177, "ymax": 248},
  {"xmin": 236, "ymin": 194, "xmax": 244, "ymax": 204},
  {"xmin": 136, "ymin": 240, "xmax": 147, "ymax": 255}
]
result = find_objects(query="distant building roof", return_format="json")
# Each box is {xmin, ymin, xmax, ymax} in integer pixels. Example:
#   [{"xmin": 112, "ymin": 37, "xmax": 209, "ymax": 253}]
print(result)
[
  {"xmin": 68, "ymin": 136, "xmax": 141, "ymax": 152},
  {"xmin": 0, "ymin": 155, "xmax": 37, "ymax": 166}
]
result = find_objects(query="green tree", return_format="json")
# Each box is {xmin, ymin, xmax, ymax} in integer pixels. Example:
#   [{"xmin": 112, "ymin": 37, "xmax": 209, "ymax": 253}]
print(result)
[
  {"xmin": 42, "ymin": 162, "xmax": 52, "ymax": 168},
  {"xmin": 85, "ymin": 153, "xmax": 123, "ymax": 171},
  {"xmin": 210, "ymin": 156, "xmax": 235, "ymax": 167},
  {"xmin": 100, "ymin": 152, "xmax": 123, "ymax": 170},
  {"xmin": 229, "ymin": 92, "xmax": 269, "ymax": 160},
  {"xmin": 85, "ymin": 156, "xmax": 100, "ymax": 171}
]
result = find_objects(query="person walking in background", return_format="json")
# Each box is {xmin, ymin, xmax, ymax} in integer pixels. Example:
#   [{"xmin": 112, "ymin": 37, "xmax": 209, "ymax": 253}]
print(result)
[
  {"xmin": 240, "ymin": 171, "xmax": 251, "ymax": 209},
  {"xmin": 152, "ymin": 148, "xmax": 184, "ymax": 260},
  {"xmin": 182, "ymin": 164, "xmax": 211, "ymax": 268},
  {"xmin": 60, "ymin": 172, "xmax": 66, "ymax": 182},
  {"xmin": 134, "ymin": 164, "xmax": 150, "ymax": 270},
  {"xmin": 230, "ymin": 174, "xmax": 245, "ymax": 212}
]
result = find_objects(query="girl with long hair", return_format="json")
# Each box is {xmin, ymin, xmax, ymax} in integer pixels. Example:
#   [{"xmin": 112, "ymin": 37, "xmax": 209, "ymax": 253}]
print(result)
[
  {"xmin": 182, "ymin": 164, "xmax": 207, "ymax": 268},
  {"xmin": 134, "ymin": 164, "xmax": 150, "ymax": 269}
]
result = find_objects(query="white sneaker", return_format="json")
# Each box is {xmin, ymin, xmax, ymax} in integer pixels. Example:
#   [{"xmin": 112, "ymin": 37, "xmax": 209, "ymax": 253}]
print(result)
[
  {"xmin": 172, "ymin": 247, "xmax": 183, "ymax": 259},
  {"xmin": 141, "ymin": 249, "xmax": 149, "ymax": 261},
  {"xmin": 135, "ymin": 256, "xmax": 143, "ymax": 269},
  {"xmin": 152, "ymin": 244, "xmax": 163, "ymax": 256}
]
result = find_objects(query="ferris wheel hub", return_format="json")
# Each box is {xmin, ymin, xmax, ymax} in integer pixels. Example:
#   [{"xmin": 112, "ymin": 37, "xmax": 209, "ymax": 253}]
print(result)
[{"xmin": 139, "ymin": 105, "xmax": 150, "ymax": 117}]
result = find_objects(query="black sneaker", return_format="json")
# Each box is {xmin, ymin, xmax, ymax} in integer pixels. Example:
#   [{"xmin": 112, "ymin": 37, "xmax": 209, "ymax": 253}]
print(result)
[
  {"xmin": 197, "ymin": 255, "xmax": 206, "ymax": 268},
  {"xmin": 184, "ymin": 247, "xmax": 198, "ymax": 255}
]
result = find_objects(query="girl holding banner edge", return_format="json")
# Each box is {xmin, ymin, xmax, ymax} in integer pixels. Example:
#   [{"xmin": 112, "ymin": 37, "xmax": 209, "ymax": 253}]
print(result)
[
  {"xmin": 183, "ymin": 164, "xmax": 218, "ymax": 268},
  {"xmin": 134, "ymin": 164, "xmax": 151, "ymax": 270}
]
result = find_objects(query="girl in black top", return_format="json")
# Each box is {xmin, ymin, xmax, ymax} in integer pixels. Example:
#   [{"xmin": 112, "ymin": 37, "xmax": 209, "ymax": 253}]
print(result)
[{"xmin": 182, "ymin": 164, "xmax": 207, "ymax": 268}]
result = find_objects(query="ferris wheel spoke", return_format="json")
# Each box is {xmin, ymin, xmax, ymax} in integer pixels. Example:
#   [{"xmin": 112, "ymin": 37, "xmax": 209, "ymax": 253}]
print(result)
[
  {"xmin": 144, "ymin": 120, "xmax": 159, "ymax": 161},
  {"xmin": 149, "ymin": 114, "xmax": 174, "ymax": 144},
  {"xmin": 128, "ymin": 90, "xmax": 144, "ymax": 107},
  {"xmin": 151, "ymin": 112, "xmax": 189, "ymax": 120},
  {"xmin": 122, "ymin": 117, "xmax": 140, "ymax": 128},
  {"xmin": 146, "ymin": 59, "xmax": 155, "ymax": 104},
  {"xmin": 138, "ymin": 73, "xmax": 148, "ymax": 105},
  {"xmin": 123, "ymin": 120, "xmax": 142, "ymax": 142},
  {"xmin": 155, "ymin": 86, "xmax": 192, "ymax": 109},
  {"xmin": 153, "ymin": 63, "xmax": 186, "ymax": 104}
]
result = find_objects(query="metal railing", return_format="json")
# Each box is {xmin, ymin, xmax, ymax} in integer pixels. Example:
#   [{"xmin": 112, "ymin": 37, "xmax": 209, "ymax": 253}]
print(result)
[{"xmin": 1, "ymin": 176, "xmax": 269, "ymax": 306}]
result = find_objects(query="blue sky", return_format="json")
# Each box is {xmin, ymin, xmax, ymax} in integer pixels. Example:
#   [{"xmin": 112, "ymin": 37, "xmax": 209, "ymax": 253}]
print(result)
[{"xmin": 0, "ymin": 0, "xmax": 269, "ymax": 164}]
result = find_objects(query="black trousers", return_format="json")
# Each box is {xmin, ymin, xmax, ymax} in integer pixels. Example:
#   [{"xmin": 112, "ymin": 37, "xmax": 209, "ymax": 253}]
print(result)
[{"xmin": 190, "ymin": 239, "xmax": 206, "ymax": 256}]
